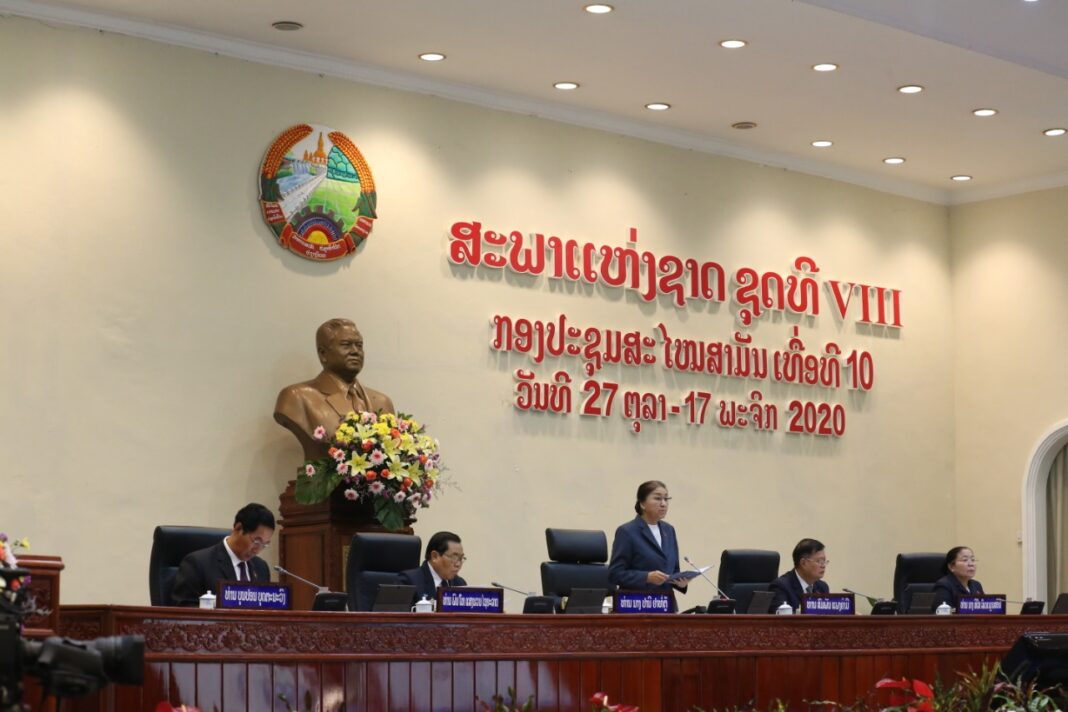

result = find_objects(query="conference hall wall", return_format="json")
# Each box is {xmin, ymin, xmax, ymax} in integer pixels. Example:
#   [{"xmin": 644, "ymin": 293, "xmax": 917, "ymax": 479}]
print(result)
[{"xmin": 1, "ymin": 16, "xmax": 957, "ymax": 607}]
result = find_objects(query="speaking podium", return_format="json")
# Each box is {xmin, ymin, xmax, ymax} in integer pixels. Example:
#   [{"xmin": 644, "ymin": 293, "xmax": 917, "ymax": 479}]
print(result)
[{"xmin": 277, "ymin": 480, "xmax": 413, "ymax": 610}]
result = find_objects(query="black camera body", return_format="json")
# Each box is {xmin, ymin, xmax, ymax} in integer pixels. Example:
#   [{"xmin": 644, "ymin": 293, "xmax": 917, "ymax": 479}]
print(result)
[{"xmin": 0, "ymin": 567, "xmax": 144, "ymax": 711}]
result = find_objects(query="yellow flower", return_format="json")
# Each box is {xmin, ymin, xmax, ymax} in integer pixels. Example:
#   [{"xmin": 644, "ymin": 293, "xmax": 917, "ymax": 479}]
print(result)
[
  {"xmin": 348, "ymin": 453, "xmax": 370, "ymax": 476},
  {"xmin": 373, "ymin": 422, "xmax": 391, "ymax": 437}
]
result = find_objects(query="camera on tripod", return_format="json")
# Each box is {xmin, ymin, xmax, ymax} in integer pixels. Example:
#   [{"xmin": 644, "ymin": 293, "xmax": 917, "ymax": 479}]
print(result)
[{"xmin": 0, "ymin": 567, "xmax": 144, "ymax": 711}]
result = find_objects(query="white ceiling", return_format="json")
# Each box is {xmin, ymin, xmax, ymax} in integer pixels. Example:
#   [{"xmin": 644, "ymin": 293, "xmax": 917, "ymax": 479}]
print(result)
[{"xmin": 4, "ymin": 0, "xmax": 1067, "ymax": 205}]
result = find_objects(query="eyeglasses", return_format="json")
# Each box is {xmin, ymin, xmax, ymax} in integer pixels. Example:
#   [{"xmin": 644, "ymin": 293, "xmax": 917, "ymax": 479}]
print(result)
[
  {"xmin": 250, "ymin": 537, "xmax": 271, "ymax": 550},
  {"xmin": 804, "ymin": 558, "xmax": 829, "ymax": 566},
  {"xmin": 443, "ymin": 553, "xmax": 467, "ymax": 563}
]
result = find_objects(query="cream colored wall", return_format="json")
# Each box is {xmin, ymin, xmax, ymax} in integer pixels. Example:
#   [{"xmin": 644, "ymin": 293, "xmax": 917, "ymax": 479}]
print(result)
[
  {"xmin": 0, "ymin": 16, "xmax": 955, "ymax": 608},
  {"xmin": 950, "ymin": 187, "xmax": 1068, "ymax": 602}
]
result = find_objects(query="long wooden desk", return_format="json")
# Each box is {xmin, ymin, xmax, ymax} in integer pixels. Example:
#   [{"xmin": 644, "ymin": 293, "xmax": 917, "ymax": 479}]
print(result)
[{"xmin": 51, "ymin": 606, "xmax": 1068, "ymax": 711}]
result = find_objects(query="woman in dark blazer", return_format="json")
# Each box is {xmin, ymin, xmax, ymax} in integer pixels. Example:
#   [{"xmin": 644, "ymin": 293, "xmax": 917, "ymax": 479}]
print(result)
[
  {"xmin": 608, "ymin": 480, "xmax": 688, "ymax": 602},
  {"xmin": 932, "ymin": 546, "xmax": 984, "ymax": 610}
]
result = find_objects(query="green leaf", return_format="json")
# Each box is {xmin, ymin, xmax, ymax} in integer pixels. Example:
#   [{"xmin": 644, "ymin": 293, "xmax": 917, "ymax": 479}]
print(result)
[
  {"xmin": 374, "ymin": 497, "xmax": 405, "ymax": 531},
  {"xmin": 294, "ymin": 464, "xmax": 337, "ymax": 504}
]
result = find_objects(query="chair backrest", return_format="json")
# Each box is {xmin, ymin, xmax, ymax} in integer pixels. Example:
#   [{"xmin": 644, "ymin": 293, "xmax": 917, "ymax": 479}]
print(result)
[
  {"xmin": 149, "ymin": 525, "xmax": 231, "ymax": 606},
  {"xmin": 717, "ymin": 549, "xmax": 780, "ymax": 613},
  {"xmin": 540, "ymin": 528, "xmax": 612, "ymax": 598},
  {"xmin": 346, "ymin": 532, "xmax": 422, "ymax": 611},
  {"xmin": 893, "ymin": 553, "xmax": 945, "ymax": 613}
]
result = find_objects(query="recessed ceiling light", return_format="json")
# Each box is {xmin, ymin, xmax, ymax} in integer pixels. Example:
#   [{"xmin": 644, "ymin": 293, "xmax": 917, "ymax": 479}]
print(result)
[
  {"xmin": 951, "ymin": 175, "xmax": 972, "ymax": 182},
  {"xmin": 584, "ymin": 3, "xmax": 614, "ymax": 13},
  {"xmin": 553, "ymin": 82, "xmax": 580, "ymax": 90},
  {"xmin": 972, "ymin": 108, "xmax": 997, "ymax": 117},
  {"xmin": 418, "ymin": 52, "xmax": 446, "ymax": 62},
  {"xmin": 811, "ymin": 140, "xmax": 833, "ymax": 148},
  {"xmin": 897, "ymin": 85, "xmax": 924, "ymax": 94},
  {"xmin": 271, "ymin": 20, "xmax": 303, "ymax": 31},
  {"xmin": 645, "ymin": 102, "xmax": 671, "ymax": 111},
  {"xmin": 719, "ymin": 39, "xmax": 747, "ymax": 49},
  {"xmin": 731, "ymin": 121, "xmax": 758, "ymax": 130},
  {"xmin": 883, "ymin": 157, "xmax": 905, "ymax": 165},
  {"xmin": 1044, "ymin": 128, "xmax": 1067, "ymax": 137},
  {"xmin": 812, "ymin": 63, "xmax": 838, "ymax": 72}
]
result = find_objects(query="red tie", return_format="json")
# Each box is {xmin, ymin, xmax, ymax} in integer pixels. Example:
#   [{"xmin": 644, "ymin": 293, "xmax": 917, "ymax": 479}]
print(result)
[{"xmin": 239, "ymin": 561, "xmax": 249, "ymax": 582}]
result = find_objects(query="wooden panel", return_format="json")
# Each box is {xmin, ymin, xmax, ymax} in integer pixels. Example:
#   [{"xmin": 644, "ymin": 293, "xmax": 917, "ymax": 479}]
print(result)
[
  {"xmin": 430, "ymin": 661, "xmax": 453, "ymax": 712},
  {"xmin": 273, "ymin": 663, "xmax": 297, "ymax": 712},
  {"xmin": 321, "ymin": 662, "xmax": 346, "ymax": 712},
  {"xmin": 473, "ymin": 660, "xmax": 497, "ymax": 707},
  {"xmin": 388, "ymin": 661, "xmax": 411, "ymax": 711},
  {"xmin": 170, "ymin": 662, "xmax": 197, "ymax": 708},
  {"xmin": 344, "ymin": 661, "xmax": 367, "ymax": 712},
  {"xmin": 557, "ymin": 659, "xmax": 582, "ymax": 709},
  {"xmin": 247, "ymin": 663, "xmax": 274, "ymax": 712},
  {"xmin": 297, "ymin": 662, "xmax": 321, "ymax": 712},
  {"xmin": 365, "ymin": 661, "xmax": 389, "ymax": 711},
  {"xmin": 514, "ymin": 659, "xmax": 538, "ymax": 707},
  {"xmin": 536, "ymin": 660, "xmax": 558, "ymax": 711},
  {"xmin": 195, "ymin": 662, "xmax": 222, "ymax": 712},
  {"xmin": 451, "ymin": 661, "xmax": 474, "ymax": 711},
  {"xmin": 222, "ymin": 662, "xmax": 248, "ymax": 712}
]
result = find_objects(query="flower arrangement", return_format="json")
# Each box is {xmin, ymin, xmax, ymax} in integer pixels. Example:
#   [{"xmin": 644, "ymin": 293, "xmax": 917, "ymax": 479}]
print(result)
[
  {"xmin": 0, "ymin": 532, "xmax": 31, "ymax": 613},
  {"xmin": 294, "ymin": 411, "xmax": 443, "ymax": 531}
]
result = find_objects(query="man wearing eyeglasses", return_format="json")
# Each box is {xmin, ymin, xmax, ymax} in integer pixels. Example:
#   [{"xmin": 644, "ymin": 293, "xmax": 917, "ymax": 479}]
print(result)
[
  {"xmin": 399, "ymin": 531, "xmax": 467, "ymax": 602},
  {"xmin": 769, "ymin": 538, "xmax": 830, "ymax": 612},
  {"xmin": 171, "ymin": 503, "xmax": 275, "ymax": 606}
]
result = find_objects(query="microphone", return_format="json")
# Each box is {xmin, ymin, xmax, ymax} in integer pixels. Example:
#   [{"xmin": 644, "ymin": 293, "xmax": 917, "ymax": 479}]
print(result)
[
  {"xmin": 683, "ymin": 556, "xmax": 730, "ymax": 599},
  {"xmin": 274, "ymin": 565, "xmax": 330, "ymax": 593},
  {"xmin": 491, "ymin": 581, "xmax": 535, "ymax": 597},
  {"xmin": 843, "ymin": 588, "xmax": 888, "ymax": 606}
]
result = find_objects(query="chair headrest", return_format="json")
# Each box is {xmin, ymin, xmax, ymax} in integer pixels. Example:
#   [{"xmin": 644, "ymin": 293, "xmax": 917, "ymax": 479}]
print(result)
[
  {"xmin": 717, "ymin": 549, "xmax": 780, "ymax": 586},
  {"xmin": 151, "ymin": 526, "xmax": 231, "ymax": 566},
  {"xmin": 545, "ymin": 528, "xmax": 607, "ymax": 563},
  {"xmin": 347, "ymin": 532, "xmax": 422, "ymax": 573},
  {"xmin": 894, "ymin": 552, "xmax": 946, "ymax": 587}
]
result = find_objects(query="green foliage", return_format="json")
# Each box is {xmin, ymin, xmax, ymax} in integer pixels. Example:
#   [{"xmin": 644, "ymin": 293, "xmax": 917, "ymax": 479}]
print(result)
[{"xmin": 477, "ymin": 686, "xmax": 536, "ymax": 712}]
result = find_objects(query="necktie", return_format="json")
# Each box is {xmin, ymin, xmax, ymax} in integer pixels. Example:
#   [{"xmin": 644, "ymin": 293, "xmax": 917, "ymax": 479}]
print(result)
[
  {"xmin": 238, "ymin": 561, "xmax": 249, "ymax": 582},
  {"xmin": 804, "ymin": 584, "xmax": 811, "ymax": 594}
]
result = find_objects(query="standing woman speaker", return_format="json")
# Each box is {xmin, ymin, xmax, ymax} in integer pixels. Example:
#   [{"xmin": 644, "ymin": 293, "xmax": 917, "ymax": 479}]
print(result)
[{"xmin": 608, "ymin": 480, "xmax": 688, "ymax": 609}]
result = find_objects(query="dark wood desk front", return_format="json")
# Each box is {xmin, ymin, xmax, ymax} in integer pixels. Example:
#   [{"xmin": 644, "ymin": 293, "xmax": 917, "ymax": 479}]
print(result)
[{"xmin": 54, "ymin": 606, "xmax": 1068, "ymax": 712}]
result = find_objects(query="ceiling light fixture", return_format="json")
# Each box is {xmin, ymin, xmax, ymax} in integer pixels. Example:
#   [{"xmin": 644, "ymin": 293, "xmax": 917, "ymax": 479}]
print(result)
[
  {"xmin": 951, "ymin": 175, "xmax": 972, "ymax": 182},
  {"xmin": 645, "ymin": 102, "xmax": 671, "ymax": 111},
  {"xmin": 553, "ymin": 82, "xmax": 580, "ymax": 90},
  {"xmin": 271, "ymin": 21, "xmax": 303, "ymax": 31},
  {"xmin": 883, "ymin": 157, "xmax": 905, "ymax": 165},
  {"xmin": 1044, "ymin": 128, "xmax": 1067, "ymax": 137},
  {"xmin": 812, "ymin": 63, "xmax": 838, "ymax": 72},
  {"xmin": 418, "ymin": 52, "xmax": 446, "ymax": 62},
  {"xmin": 732, "ymin": 121, "xmax": 758, "ymax": 130},
  {"xmin": 720, "ymin": 39, "xmax": 747, "ymax": 49},
  {"xmin": 584, "ymin": 4, "xmax": 614, "ymax": 13},
  {"xmin": 897, "ymin": 85, "xmax": 924, "ymax": 94},
  {"xmin": 811, "ymin": 140, "xmax": 833, "ymax": 148},
  {"xmin": 972, "ymin": 108, "xmax": 997, "ymax": 117}
]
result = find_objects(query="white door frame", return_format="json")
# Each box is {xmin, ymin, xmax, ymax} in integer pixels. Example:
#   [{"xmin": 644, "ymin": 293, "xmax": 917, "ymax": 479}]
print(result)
[{"xmin": 1022, "ymin": 419, "xmax": 1068, "ymax": 600}]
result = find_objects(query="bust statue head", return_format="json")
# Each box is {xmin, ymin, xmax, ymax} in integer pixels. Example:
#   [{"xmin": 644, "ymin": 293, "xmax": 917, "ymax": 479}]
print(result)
[{"xmin": 316, "ymin": 318, "xmax": 363, "ymax": 380}]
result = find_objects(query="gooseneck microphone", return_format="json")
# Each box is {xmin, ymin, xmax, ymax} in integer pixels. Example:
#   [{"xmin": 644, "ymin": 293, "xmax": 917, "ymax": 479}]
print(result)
[
  {"xmin": 842, "ymin": 587, "xmax": 887, "ymax": 605},
  {"xmin": 683, "ymin": 556, "xmax": 731, "ymax": 599},
  {"xmin": 274, "ymin": 565, "xmax": 330, "ymax": 593},
  {"xmin": 491, "ymin": 581, "xmax": 535, "ymax": 597}
]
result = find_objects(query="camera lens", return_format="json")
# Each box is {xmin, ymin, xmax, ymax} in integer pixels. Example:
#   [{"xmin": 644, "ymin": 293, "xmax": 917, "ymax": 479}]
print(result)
[{"xmin": 90, "ymin": 636, "xmax": 144, "ymax": 685}]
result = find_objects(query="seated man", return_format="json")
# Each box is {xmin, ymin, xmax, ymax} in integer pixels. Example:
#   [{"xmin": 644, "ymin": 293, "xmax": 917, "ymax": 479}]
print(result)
[
  {"xmin": 769, "ymin": 538, "xmax": 830, "ymax": 611},
  {"xmin": 170, "ymin": 503, "xmax": 275, "ymax": 605},
  {"xmin": 399, "ymin": 531, "xmax": 467, "ymax": 601}
]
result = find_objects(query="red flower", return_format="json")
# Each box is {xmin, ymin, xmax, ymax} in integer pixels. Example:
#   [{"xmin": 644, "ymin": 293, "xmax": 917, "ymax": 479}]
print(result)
[
  {"xmin": 380, "ymin": 469, "xmax": 391, "ymax": 479},
  {"xmin": 365, "ymin": 471, "xmax": 377, "ymax": 481},
  {"xmin": 361, "ymin": 440, "xmax": 374, "ymax": 452},
  {"xmin": 390, "ymin": 428, "xmax": 401, "ymax": 438},
  {"xmin": 875, "ymin": 677, "xmax": 933, "ymax": 711}
]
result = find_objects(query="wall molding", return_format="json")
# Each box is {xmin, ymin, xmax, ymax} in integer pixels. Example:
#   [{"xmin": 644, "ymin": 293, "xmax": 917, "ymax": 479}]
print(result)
[{"xmin": 1022, "ymin": 419, "xmax": 1068, "ymax": 600}]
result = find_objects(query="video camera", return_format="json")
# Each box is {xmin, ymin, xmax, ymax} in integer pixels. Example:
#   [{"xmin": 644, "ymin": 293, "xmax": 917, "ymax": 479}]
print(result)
[{"xmin": 0, "ymin": 567, "xmax": 144, "ymax": 711}]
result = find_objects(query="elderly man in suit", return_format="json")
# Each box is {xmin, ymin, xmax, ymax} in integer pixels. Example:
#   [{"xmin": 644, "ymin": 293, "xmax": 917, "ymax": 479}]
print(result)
[
  {"xmin": 274, "ymin": 318, "xmax": 395, "ymax": 460},
  {"xmin": 769, "ymin": 538, "xmax": 831, "ymax": 611},
  {"xmin": 399, "ymin": 531, "xmax": 468, "ymax": 602},
  {"xmin": 171, "ymin": 503, "xmax": 275, "ymax": 605}
]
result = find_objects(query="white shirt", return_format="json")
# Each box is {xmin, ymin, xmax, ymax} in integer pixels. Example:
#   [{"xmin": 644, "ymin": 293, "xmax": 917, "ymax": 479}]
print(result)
[
  {"xmin": 429, "ymin": 563, "xmax": 444, "ymax": 589},
  {"xmin": 647, "ymin": 523, "xmax": 663, "ymax": 548},
  {"xmin": 795, "ymin": 570, "xmax": 813, "ymax": 594},
  {"xmin": 222, "ymin": 537, "xmax": 249, "ymax": 581}
]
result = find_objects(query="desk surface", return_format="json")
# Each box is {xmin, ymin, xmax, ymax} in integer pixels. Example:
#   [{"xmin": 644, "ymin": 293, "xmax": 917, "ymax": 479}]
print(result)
[{"xmin": 57, "ymin": 605, "xmax": 1068, "ymax": 711}]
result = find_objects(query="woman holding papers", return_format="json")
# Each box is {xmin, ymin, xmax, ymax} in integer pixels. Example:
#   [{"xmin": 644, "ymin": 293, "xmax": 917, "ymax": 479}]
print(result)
[
  {"xmin": 608, "ymin": 480, "xmax": 689, "ymax": 603},
  {"xmin": 932, "ymin": 546, "xmax": 984, "ymax": 610}
]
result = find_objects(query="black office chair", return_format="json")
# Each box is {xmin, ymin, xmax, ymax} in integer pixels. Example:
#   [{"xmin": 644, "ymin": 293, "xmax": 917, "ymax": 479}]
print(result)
[
  {"xmin": 893, "ymin": 552, "xmax": 945, "ymax": 614},
  {"xmin": 149, "ymin": 525, "xmax": 231, "ymax": 606},
  {"xmin": 540, "ymin": 528, "xmax": 613, "ymax": 611},
  {"xmin": 345, "ymin": 532, "xmax": 422, "ymax": 611},
  {"xmin": 718, "ymin": 549, "xmax": 780, "ymax": 613}
]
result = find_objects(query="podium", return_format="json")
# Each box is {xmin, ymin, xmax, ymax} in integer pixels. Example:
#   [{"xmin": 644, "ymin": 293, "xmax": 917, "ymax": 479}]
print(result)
[{"xmin": 277, "ymin": 480, "xmax": 413, "ymax": 610}]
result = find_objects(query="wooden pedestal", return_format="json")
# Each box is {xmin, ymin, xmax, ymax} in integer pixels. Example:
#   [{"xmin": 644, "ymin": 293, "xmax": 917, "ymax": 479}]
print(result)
[
  {"xmin": 20, "ymin": 554, "xmax": 65, "ymax": 638},
  {"xmin": 277, "ymin": 481, "xmax": 413, "ymax": 610}
]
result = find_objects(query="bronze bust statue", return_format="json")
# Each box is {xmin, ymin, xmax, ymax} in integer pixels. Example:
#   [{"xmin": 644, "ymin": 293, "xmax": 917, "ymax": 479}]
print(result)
[{"xmin": 274, "ymin": 318, "xmax": 395, "ymax": 459}]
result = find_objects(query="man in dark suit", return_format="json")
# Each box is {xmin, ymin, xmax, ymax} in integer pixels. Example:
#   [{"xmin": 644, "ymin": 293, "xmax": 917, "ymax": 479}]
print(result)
[
  {"xmin": 769, "ymin": 538, "xmax": 830, "ymax": 611},
  {"xmin": 399, "ymin": 531, "xmax": 467, "ymax": 602},
  {"xmin": 170, "ymin": 503, "xmax": 275, "ymax": 605}
]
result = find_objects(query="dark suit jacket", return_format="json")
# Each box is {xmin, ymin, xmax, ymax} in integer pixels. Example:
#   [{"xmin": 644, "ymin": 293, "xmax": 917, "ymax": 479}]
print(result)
[
  {"xmin": 170, "ymin": 541, "xmax": 271, "ymax": 606},
  {"xmin": 399, "ymin": 561, "xmax": 467, "ymax": 602},
  {"xmin": 769, "ymin": 571, "xmax": 830, "ymax": 611},
  {"xmin": 932, "ymin": 574, "xmax": 984, "ymax": 609},
  {"xmin": 608, "ymin": 516, "xmax": 683, "ymax": 596}
]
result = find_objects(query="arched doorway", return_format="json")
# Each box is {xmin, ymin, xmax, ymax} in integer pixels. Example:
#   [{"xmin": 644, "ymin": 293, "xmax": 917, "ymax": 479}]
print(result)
[{"xmin": 1022, "ymin": 419, "xmax": 1068, "ymax": 600}]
